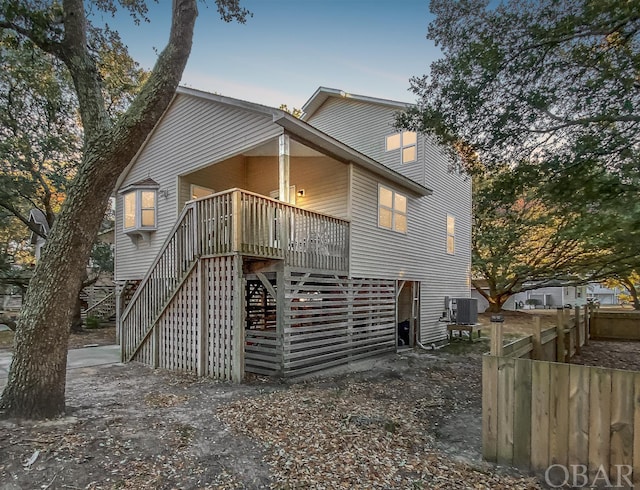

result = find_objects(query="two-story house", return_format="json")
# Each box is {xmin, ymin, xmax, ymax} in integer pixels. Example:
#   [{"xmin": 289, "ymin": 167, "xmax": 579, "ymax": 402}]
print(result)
[{"xmin": 114, "ymin": 86, "xmax": 472, "ymax": 381}]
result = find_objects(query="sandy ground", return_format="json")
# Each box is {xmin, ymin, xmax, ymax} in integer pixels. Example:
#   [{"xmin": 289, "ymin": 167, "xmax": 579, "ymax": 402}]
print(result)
[
  {"xmin": 0, "ymin": 346, "xmax": 542, "ymax": 489},
  {"xmin": 0, "ymin": 325, "xmax": 116, "ymax": 351},
  {"xmin": 1, "ymin": 311, "xmax": 638, "ymax": 489}
]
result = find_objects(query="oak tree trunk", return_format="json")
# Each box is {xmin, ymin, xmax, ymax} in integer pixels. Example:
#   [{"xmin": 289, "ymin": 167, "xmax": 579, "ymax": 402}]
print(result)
[{"xmin": 0, "ymin": 0, "xmax": 197, "ymax": 419}]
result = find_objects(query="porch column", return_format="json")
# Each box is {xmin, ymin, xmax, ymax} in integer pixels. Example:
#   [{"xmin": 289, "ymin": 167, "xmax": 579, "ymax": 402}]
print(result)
[{"xmin": 278, "ymin": 134, "xmax": 290, "ymax": 203}]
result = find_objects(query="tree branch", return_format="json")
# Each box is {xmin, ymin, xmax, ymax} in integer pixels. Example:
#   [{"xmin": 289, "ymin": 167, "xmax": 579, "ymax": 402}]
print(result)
[{"xmin": 0, "ymin": 200, "xmax": 44, "ymax": 238}]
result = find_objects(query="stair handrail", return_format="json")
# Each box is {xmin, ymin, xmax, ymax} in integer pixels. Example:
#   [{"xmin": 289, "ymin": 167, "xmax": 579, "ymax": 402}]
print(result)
[
  {"xmin": 120, "ymin": 200, "xmax": 197, "ymax": 323},
  {"xmin": 83, "ymin": 290, "xmax": 116, "ymax": 317}
]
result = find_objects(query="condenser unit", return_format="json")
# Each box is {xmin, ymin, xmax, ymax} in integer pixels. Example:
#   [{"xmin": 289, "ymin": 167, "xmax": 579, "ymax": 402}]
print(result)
[{"xmin": 451, "ymin": 298, "xmax": 478, "ymax": 325}]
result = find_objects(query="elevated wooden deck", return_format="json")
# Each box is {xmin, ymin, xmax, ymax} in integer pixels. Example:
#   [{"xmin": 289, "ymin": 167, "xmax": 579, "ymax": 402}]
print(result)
[{"xmin": 120, "ymin": 189, "xmax": 350, "ymax": 376}]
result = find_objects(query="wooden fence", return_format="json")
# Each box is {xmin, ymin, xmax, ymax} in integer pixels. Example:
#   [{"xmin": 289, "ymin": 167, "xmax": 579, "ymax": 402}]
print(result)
[
  {"xmin": 590, "ymin": 311, "xmax": 640, "ymax": 341},
  {"xmin": 480, "ymin": 305, "xmax": 640, "ymax": 483}
]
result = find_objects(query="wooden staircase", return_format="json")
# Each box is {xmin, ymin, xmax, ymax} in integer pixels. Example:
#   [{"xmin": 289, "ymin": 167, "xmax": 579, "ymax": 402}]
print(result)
[{"xmin": 83, "ymin": 291, "xmax": 116, "ymax": 323}]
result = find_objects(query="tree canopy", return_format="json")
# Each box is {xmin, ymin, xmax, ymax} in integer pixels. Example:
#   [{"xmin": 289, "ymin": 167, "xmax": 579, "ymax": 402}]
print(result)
[
  {"xmin": 400, "ymin": 0, "xmax": 640, "ymax": 178},
  {"xmin": 399, "ymin": 0, "xmax": 640, "ymax": 311},
  {"xmin": 471, "ymin": 162, "xmax": 637, "ymax": 311}
]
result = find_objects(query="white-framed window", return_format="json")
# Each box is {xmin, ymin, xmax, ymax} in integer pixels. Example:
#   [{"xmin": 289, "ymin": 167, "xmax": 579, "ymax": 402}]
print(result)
[
  {"xmin": 446, "ymin": 214, "xmax": 455, "ymax": 254},
  {"xmin": 385, "ymin": 131, "xmax": 417, "ymax": 163},
  {"xmin": 123, "ymin": 188, "xmax": 157, "ymax": 231},
  {"xmin": 378, "ymin": 184, "xmax": 407, "ymax": 233},
  {"xmin": 190, "ymin": 184, "xmax": 214, "ymax": 200}
]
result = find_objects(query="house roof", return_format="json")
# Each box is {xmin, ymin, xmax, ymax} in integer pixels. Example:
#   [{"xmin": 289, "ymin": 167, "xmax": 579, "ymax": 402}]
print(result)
[
  {"xmin": 119, "ymin": 177, "xmax": 160, "ymax": 194},
  {"xmin": 300, "ymin": 86, "xmax": 413, "ymax": 121},
  {"xmin": 116, "ymin": 87, "xmax": 432, "ymax": 197},
  {"xmin": 28, "ymin": 208, "xmax": 49, "ymax": 244}
]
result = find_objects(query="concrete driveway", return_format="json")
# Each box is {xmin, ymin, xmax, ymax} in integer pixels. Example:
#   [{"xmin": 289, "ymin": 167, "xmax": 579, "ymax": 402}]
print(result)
[{"xmin": 0, "ymin": 345, "xmax": 121, "ymax": 383}]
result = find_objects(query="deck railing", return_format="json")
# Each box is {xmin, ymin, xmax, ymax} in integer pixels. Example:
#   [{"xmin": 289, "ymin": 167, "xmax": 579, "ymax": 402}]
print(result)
[
  {"xmin": 194, "ymin": 189, "xmax": 350, "ymax": 271},
  {"xmin": 121, "ymin": 189, "xmax": 350, "ymax": 362}
]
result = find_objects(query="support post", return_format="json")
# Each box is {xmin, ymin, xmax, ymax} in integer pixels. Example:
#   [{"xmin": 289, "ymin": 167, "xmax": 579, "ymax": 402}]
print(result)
[
  {"xmin": 276, "ymin": 264, "xmax": 287, "ymax": 376},
  {"xmin": 583, "ymin": 304, "xmax": 589, "ymax": 346},
  {"xmin": 231, "ymin": 255, "xmax": 245, "ymax": 382},
  {"xmin": 197, "ymin": 260, "xmax": 207, "ymax": 376},
  {"xmin": 556, "ymin": 307, "xmax": 565, "ymax": 363},
  {"xmin": 532, "ymin": 316, "xmax": 542, "ymax": 360},
  {"xmin": 278, "ymin": 134, "xmax": 290, "ymax": 204},
  {"xmin": 231, "ymin": 190, "xmax": 242, "ymax": 253},
  {"xmin": 574, "ymin": 305, "xmax": 581, "ymax": 355},
  {"xmin": 490, "ymin": 315, "xmax": 504, "ymax": 357}
]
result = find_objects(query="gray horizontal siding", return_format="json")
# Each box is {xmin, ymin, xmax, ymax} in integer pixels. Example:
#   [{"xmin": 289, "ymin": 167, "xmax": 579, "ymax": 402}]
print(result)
[
  {"xmin": 309, "ymin": 95, "xmax": 472, "ymax": 343},
  {"xmin": 307, "ymin": 97, "xmax": 424, "ymax": 185},
  {"xmin": 115, "ymin": 94, "xmax": 281, "ymax": 281},
  {"xmin": 349, "ymin": 163, "xmax": 472, "ymax": 344}
]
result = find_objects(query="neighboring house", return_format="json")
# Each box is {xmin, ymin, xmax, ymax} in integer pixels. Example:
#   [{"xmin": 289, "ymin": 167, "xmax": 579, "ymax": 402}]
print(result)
[
  {"xmin": 28, "ymin": 208, "xmax": 50, "ymax": 262},
  {"xmin": 587, "ymin": 283, "xmax": 620, "ymax": 305},
  {"xmin": 115, "ymin": 86, "xmax": 472, "ymax": 380},
  {"xmin": 472, "ymin": 280, "xmax": 588, "ymax": 312}
]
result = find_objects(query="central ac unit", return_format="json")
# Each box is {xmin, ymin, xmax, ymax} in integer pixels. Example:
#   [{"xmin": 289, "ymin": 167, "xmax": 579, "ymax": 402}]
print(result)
[{"xmin": 451, "ymin": 298, "xmax": 478, "ymax": 325}]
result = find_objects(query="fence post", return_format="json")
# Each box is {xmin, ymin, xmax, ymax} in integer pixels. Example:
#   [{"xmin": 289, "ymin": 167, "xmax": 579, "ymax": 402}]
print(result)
[
  {"xmin": 574, "ymin": 306, "xmax": 582, "ymax": 355},
  {"xmin": 556, "ymin": 307, "xmax": 566, "ymax": 363},
  {"xmin": 532, "ymin": 316, "xmax": 542, "ymax": 360},
  {"xmin": 583, "ymin": 304, "xmax": 589, "ymax": 346},
  {"xmin": 490, "ymin": 315, "xmax": 504, "ymax": 357}
]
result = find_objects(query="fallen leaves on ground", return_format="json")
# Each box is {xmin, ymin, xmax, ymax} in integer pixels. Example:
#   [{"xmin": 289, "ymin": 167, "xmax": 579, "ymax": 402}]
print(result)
[{"xmin": 220, "ymin": 379, "xmax": 541, "ymax": 489}]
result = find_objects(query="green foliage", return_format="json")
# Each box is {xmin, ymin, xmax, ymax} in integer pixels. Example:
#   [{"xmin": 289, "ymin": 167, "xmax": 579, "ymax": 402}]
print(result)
[
  {"xmin": 90, "ymin": 242, "xmax": 113, "ymax": 273},
  {"xmin": 84, "ymin": 315, "xmax": 101, "ymax": 329},
  {"xmin": 0, "ymin": 33, "xmax": 78, "ymax": 233},
  {"xmin": 279, "ymin": 104, "xmax": 302, "ymax": 118},
  {"xmin": 401, "ymin": 0, "xmax": 640, "ymax": 177},
  {"xmin": 401, "ymin": 0, "xmax": 640, "ymax": 311},
  {"xmin": 471, "ymin": 165, "xmax": 606, "ymax": 310},
  {"xmin": 0, "ymin": 10, "xmax": 148, "ymax": 269}
]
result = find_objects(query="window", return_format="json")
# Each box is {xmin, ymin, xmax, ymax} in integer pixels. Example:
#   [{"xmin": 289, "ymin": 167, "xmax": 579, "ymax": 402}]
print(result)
[
  {"xmin": 385, "ymin": 131, "xmax": 417, "ymax": 163},
  {"xmin": 447, "ymin": 215, "xmax": 455, "ymax": 254},
  {"xmin": 378, "ymin": 185, "xmax": 407, "ymax": 233},
  {"xmin": 123, "ymin": 188, "xmax": 157, "ymax": 232},
  {"xmin": 119, "ymin": 178, "xmax": 160, "ymax": 240}
]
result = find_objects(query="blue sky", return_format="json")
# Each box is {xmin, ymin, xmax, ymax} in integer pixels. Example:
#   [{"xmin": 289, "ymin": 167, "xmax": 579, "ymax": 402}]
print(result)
[{"xmin": 107, "ymin": 0, "xmax": 441, "ymax": 110}]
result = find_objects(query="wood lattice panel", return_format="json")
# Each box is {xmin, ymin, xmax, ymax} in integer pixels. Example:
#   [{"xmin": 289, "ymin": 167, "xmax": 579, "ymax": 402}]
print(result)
[
  {"xmin": 283, "ymin": 269, "xmax": 396, "ymax": 377},
  {"xmin": 157, "ymin": 270, "xmax": 199, "ymax": 372},
  {"xmin": 203, "ymin": 256, "xmax": 240, "ymax": 380}
]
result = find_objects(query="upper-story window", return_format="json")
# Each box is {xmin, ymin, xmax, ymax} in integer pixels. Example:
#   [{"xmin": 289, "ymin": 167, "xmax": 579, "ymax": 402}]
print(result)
[
  {"xmin": 385, "ymin": 131, "xmax": 417, "ymax": 163},
  {"xmin": 378, "ymin": 184, "xmax": 407, "ymax": 233},
  {"xmin": 447, "ymin": 214, "xmax": 455, "ymax": 254},
  {"xmin": 120, "ymin": 178, "xmax": 159, "ymax": 239}
]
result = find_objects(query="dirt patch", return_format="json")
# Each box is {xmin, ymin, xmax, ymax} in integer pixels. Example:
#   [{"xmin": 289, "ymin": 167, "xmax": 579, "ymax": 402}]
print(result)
[
  {"xmin": 572, "ymin": 340, "xmax": 640, "ymax": 371},
  {"xmin": 0, "ymin": 325, "xmax": 116, "ymax": 351},
  {"xmin": 0, "ymin": 349, "xmax": 543, "ymax": 489}
]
